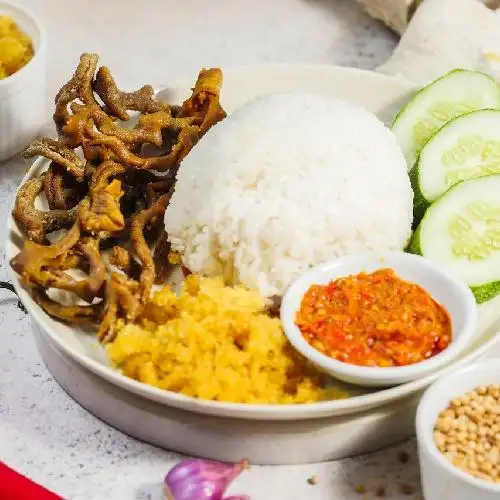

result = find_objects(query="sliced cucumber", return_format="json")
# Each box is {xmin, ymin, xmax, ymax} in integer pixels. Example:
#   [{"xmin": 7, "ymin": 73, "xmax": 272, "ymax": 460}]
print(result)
[
  {"xmin": 411, "ymin": 109, "xmax": 500, "ymax": 222},
  {"xmin": 392, "ymin": 69, "xmax": 500, "ymax": 170},
  {"xmin": 408, "ymin": 174, "xmax": 500, "ymax": 303}
]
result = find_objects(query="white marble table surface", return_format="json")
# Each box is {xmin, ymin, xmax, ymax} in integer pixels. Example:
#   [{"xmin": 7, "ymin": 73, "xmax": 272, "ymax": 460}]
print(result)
[{"xmin": 0, "ymin": 1, "xmax": 424, "ymax": 498}]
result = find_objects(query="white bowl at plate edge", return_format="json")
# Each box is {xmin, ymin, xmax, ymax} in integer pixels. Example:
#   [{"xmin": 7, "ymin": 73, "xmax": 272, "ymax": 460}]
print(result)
[{"xmin": 280, "ymin": 251, "xmax": 478, "ymax": 387}]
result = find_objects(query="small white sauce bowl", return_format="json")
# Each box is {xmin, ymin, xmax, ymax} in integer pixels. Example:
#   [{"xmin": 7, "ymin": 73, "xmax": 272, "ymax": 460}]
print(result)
[
  {"xmin": 0, "ymin": 2, "xmax": 47, "ymax": 161},
  {"xmin": 417, "ymin": 361, "xmax": 500, "ymax": 500},
  {"xmin": 280, "ymin": 252, "xmax": 477, "ymax": 387}
]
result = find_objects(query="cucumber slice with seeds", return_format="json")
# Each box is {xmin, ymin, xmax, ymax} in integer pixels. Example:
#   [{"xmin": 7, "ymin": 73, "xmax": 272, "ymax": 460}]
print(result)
[
  {"xmin": 392, "ymin": 69, "xmax": 500, "ymax": 170},
  {"xmin": 408, "ymin": 174, "xmax": 500, "ymax": 303},
  {"xmin": 411, "ymin": 109, "xmax": 500, "ymax": 222}
]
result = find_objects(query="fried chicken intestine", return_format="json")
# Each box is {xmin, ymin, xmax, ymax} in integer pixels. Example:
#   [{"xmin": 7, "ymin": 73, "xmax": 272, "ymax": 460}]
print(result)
[{"xmin": 11, "ymin": 53, "xmax": 226, "ymax": 341}]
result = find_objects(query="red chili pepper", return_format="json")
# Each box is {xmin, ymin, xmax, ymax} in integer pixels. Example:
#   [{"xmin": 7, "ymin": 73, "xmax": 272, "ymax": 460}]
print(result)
[{"xmin": 0, "ymin": 462, "xmax": 62, "ymax": 499}]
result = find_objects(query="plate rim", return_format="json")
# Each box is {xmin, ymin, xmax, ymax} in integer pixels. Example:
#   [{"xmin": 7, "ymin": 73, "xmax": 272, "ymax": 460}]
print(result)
[{"xmin": 8, "ymin": 63, "xmax": 500, "ymax": 421}]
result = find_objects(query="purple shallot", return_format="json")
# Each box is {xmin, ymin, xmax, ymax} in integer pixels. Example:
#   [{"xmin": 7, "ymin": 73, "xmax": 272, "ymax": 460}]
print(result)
[{"xmin": 164, "ymin": 458, "xmax": 249, "ymax": 500}]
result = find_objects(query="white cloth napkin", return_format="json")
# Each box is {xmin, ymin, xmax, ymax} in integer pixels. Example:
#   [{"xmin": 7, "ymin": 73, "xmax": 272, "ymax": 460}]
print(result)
[{"xmin": 377, "ymin": 0, "xmax": 500, "ymax": 85}]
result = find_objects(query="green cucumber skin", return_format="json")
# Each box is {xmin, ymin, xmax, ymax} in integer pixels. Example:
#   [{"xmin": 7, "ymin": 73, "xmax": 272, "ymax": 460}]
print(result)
[
  {"xmin": 414, "ymin": 109, "xmax": 500, "ymax": 211},
  {"xmin": 392, "ymin": 69, "xmax": 500, "ymax": 168},
  {"xmin": 406, "ymin": 221, "xmax": 423, "ymax": 255},
  {"xmin": 409, "ymin": 218, "xmax": 500, "ymax": 304},
  {"xmin": 471, "ymin": 282, "xmax": 500, "ymax": 304},
  {"xmin": 391, "ymin": 69, "xmax": 462, "ymax": 128},
  {"xmin": 409, "ymin": 162, "xmax": 430, "ymax": 226},
  {"xmin": 391, "ymin": 68, "xmax": 500, "ymax": 128},
  {"xmin": 408, "ymin": 176, "xmax": 500, "ymax": 304}
]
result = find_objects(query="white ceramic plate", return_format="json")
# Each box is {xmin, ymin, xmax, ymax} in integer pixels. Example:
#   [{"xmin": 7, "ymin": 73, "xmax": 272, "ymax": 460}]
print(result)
[{"xmin": 7, "ymin": 64, "xmax": 500, "ymax": 421}]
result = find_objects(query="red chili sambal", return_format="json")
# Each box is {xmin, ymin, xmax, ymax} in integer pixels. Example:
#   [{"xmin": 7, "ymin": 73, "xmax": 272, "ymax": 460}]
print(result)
[{"xmin": 295, "ymin": 269, "xmax": 452, "ymax": 368}]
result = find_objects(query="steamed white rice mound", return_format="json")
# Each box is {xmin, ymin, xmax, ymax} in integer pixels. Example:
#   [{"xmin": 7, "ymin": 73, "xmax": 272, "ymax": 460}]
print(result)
[{"xmin": 165, "ymin": 93, "xmax": 413, "ymax": 298}]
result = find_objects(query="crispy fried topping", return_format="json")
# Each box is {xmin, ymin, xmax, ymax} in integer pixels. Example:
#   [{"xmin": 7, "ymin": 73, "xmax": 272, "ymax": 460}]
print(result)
[
  {"xmin": 54, "ymin": 53, "xmax": 99, "ymax": 136},
  {"xmin": 23, "ymin": 138, "xmax": 86, "ymax": 181},
  {"xmin": 11, "ymin": 52, "xmax": 226, "ymax": 340},
  {"xmin": 12, "ymin": 175, "xmax": 80, "ymax": 243},
  {"xmin": 131, "ymin": 192, "xmax": 172, "ymax": 303},
  {"xmin": 94, "ymin": 66, "xmax": 166, "ymax": 120},
  {"xmin": 153, "ymin": 229, "xmax": 171, "ymax": 284},
  {"xmin": 110, "ymin": 246, "xmax": 141, "ymax": 279},
  {"xmin": 33, "ymin": 288, "xmax": 103, "ymax": 325}
]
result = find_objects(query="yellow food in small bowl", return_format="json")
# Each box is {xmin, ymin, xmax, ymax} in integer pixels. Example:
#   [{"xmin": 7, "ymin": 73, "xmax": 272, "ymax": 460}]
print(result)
[
  {"xmin": 0, "ymin": 15, "xmax": 33, "ymax": 79},
  {"xmin": 106, "ymin": 275, "xmax": 348, "ymax": 404}
]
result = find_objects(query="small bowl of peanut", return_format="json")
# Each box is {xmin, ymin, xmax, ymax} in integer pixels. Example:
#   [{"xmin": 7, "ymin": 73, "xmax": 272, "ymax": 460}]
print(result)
[{"xmin": 416, "ymin": 360, "xmax": 500, "ymax": 500}]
